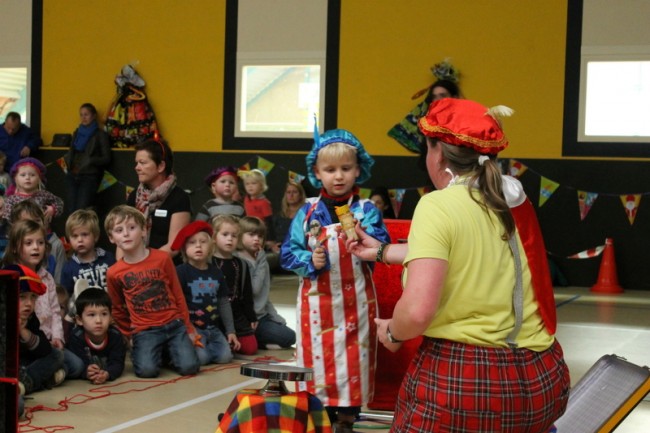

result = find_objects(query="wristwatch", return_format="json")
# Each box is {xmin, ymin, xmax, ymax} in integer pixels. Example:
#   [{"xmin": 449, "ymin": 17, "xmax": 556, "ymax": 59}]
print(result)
[{"xmin": 386, "ymin": 325, "xmax": 403, "ymax": 343}]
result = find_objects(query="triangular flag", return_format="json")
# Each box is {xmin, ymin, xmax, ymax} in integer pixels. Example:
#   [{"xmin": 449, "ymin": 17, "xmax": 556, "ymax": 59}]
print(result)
[
  {"xmin": 417, "ymin": 186, "xmax": 433, "ymax": 197},
  {"xmin": 359, "ymin": 188, "xmax": 371, "ymax": 200},
  {"xmin": 56, "ymin": 157, "xmax": 68, "ymax": 174},
  {"xmin": 239, "ymin": 162, "xmax": 251, "ymax": 171},
  {"xmin": 288, "ymin": 170, "xmax": 305, "ymax": 184},
  {"xmin": 509, "ymin": 159, "xmax": 527, "ymax": 178},
  {"xmin": 97, "ymin": 171, "xmax": 118, "ymax": 193},
  {"xmin": 388, "ymin": 188, "xmax": 406, "ymax": 218},
  {"xmin": 257, "ymin": 156, "xmax": 275, "ymax": 175},
  {"xmin": 568, "ymin": 244, "xmax": 605, "ymax": 259},
  {"xmin": 125, "ymin": 185, "xmax": 135, "ymax": 200},
  {"xmin": 620, "ymin": 194, "xmax": 641, "ymax": 225},
  {"xmin": 539, "ymin": 176, "xmax": 559, "ymax": 207},
  {"xmin": 577, "ymin": 190, "xmax": 598, "ymax": 220}
]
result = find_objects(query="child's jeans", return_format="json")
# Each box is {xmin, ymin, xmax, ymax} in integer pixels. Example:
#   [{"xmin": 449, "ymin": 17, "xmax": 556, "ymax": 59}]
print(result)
[
  {"xmin": 20, "ymin": 348, "xmax": 64, "ymax": 394},
  {"xmin": 195, "ymin": 326, "xmax": 233, "ymax": 365},
  {"xmin": 63, "ymin": 348, "xmax": 86, "ymax": 379},
  {"xmin": 131, "ymin": 319, "xmax": 200, "ymax": 378},
  {"xmin": 255, "ymin": 314, "xmax": 296, "ymax": 349}
]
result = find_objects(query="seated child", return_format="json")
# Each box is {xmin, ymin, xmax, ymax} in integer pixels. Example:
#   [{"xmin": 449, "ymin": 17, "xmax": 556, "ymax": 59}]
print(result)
[
  {"xmin": 66, "ymin": 288, "xmax": 127, "ymax": 384},
  {"xmin": 240, "ymin": 169, "xmax": 273, "ymax": 231},
  {"xmin": 211, "ymin": 214, "xmax": 258, "ymax": 355},
  {"xmin": 173, "ymin": 221, "xmax": 240, "ymax": 365},
  {"xmin": 61, "ymin": 209, "xmax": 116, "ymax": 311},
  {"xmin": 195, "ymin": 166, "xmax": 245, "ymax": 222},
  {"xmin": 105, "ymin": 205, "xmax": 200, "ymax": 378},
  {"xmin": 9, "ymin": 264, "xmax": 64, "ymax": 396},
  {"xmin": 236, "ymin": 217, "xmax": 295, "ymax": 349}
]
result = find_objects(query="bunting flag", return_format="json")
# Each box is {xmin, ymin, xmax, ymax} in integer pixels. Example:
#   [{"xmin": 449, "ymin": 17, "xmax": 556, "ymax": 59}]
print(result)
[
  {"xmin": 509, "ymin": 159, "xmax": 528, "ymax": 178},
  {"xmin": 125, "ymin": 185, "xmax": 135, "ymax": 200},
  {"xmin": 388, "ymin": 188, "xmax": 406, "ymax": 218},
  {"xmin": 56, "ymin": 157, "xmax": 68, "ymax": 174},
  {"xmin": 239, "ymin": 162, "xmax": 251, "ymax": 171},
  {"xmin": 97, "ymin": 171, "xmax": 118, "ymax": 193},
  {"xmin": 359, "ymin": 188, "xmax": 371, "ymax": 200},
  {"xmin": 288, "ymin": 170, "xmax": 305, "ymax": 184},
  {"xmin": 567, "ymin": 244, "xmax": 605, "ymax": 259},
  {"xmin": 539, "ymin": 176, "xmax": 559, "ymax": 207},
  {"xmin": 417, "ymin": 186, "xmax": 433, "ymax": 197},
  {"xmin": 257, "ymin": 156, "xmax": 275, "ymax": 175},
  {"xmin": 620, "ymin": 194, "xmax": 641, "ymax": 225},
  {"xmin": 577, "ymin": 190, "xmax": 598, "ymax": 220}
]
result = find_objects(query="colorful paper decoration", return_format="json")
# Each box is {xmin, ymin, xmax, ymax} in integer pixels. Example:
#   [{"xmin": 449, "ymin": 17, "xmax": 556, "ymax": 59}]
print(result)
[
  {"xmin": 539, "ymin": 176, "xmax": 559, "ymax": 207},
  {"xmin": 509, "ymin": 159, "xmax": 528, "ymax": 178},
  {"xmin": 257, "ymin": 156, "xmax": 275, "ymax": 175},
  {"xmin": 620, "ymin": 194, "xmax": 641, "ymax": 225},
  {"xmin": 577, "ymin": 190, "xmax": 598, "ymax": 221}
]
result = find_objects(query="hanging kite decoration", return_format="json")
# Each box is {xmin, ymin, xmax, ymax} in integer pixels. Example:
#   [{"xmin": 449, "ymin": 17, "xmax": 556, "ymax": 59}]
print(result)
[
  {"xmin": 105, "ymin": 64, "xmax": 159, "ymax": 148},
  {"xmin": 387, "ymin": 58, "xmax": 461, "ymax": 154}
]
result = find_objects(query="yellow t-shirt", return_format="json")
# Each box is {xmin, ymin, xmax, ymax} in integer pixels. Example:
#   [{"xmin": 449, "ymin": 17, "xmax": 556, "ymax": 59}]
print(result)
[{"xmin": 404, "ymin": 184, "xmax": 554, "ymax": 351}]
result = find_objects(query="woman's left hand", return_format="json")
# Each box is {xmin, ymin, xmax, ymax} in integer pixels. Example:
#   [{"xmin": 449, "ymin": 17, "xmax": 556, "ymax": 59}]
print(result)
[{"xmin": 374, "ymin": 317, "xmax": 402, "ymax": 353}]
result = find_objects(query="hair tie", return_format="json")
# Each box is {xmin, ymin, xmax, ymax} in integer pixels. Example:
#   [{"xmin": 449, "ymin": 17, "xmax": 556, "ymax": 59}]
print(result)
[{"xmin": 478, "ymin": 155, "xmax": 490, "ymax": 166}]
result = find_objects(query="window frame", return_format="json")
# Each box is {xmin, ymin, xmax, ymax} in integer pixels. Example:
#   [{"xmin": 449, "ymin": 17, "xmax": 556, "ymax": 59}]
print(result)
[
  {"xmin": 562, "ymin": 0, "xmax": 650, "ymax": 157},
  {"xmin": 222, "ymin": 0, "xmax": 340, "ymax": 151}
]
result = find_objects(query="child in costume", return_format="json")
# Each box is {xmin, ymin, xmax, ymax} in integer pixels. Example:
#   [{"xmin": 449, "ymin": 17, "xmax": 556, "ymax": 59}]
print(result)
[
  {"xmin": 105, "ymin": 205, "xmax": 200, "ymax": 378},
  {"xmin": 195, "ymin": 166, "xmax": 245, "ymax": 222},
  {"xmin": 236, "ymin": 216, "xmax": 295, "ymax": 349},
  {"xmin": 211, "ymin": 214, "xmax": 258, "ymax": 355},
  {"xmin": 66, "ymin": 288, "xmax": 127, "ymax": 384},
  {"xmin": 173, "ymin": 220, "xmax": 240, "ymax": 365},
  {"xmin": 280, "ymin": 128, "xmax": 390, "ymax": 431}
]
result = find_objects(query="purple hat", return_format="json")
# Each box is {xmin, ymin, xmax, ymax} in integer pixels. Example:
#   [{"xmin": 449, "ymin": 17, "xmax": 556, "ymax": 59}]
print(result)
[
  {"xmin": 204, "ymin": 166, "xmax": 238, "ymax": 186},
  {"xmin": 10, "ymin": 157, "xmax": 47, "ymax": 184}
]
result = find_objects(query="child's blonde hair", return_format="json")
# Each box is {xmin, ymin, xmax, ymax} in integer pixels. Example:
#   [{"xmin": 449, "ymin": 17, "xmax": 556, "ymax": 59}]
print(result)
[
  {"xmin": 66, "ymin": 209, "xmax": 100, "ymax": 240},
  {"xmin": 316, "ymin": 142, "xmax": 358, "ymax": 165},
  {"xmin": 104, "ymin": 205, "xmax": 146, "ymax": 234},
  {"xmin": 237, "ymin": 216, "xmax": 267, "ymax": 249},
  {"xmin": 211, "ymin": 214, "xmax": 240, "ymax": 234},
  {"xmin": 240, "ymin": 169, "xmax": 268, "ymax": 192},
  {"xmin": 2, "ymin": 219, "xmax": 51, "ymax": 269}
]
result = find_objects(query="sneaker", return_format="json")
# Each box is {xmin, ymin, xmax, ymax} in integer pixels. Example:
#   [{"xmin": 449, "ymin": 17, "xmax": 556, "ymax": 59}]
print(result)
[
  {"xmin": 265, "ymin": 344, "xmax": 282, "ymax": 350},
  {"xmin": 52, "ymin": 368, "xmax": 66, "ymax": 386}
]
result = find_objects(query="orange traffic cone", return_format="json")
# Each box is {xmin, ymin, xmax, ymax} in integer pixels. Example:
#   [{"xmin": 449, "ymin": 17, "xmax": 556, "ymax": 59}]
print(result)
[{"xmin": 591, "ymin": 238, "xmax": 624, "ymax": 294}]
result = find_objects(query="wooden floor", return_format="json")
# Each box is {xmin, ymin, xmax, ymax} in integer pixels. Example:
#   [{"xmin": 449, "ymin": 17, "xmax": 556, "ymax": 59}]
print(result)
[{"xmin": 17, "ymin": 275, "xmax": 650, "ymax": 433}]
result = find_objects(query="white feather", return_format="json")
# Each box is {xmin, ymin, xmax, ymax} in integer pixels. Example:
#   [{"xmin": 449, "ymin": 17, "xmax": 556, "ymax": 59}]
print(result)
[{"xmin": 486, "ymin": 105, "xmax": 514, "ymax": 119}]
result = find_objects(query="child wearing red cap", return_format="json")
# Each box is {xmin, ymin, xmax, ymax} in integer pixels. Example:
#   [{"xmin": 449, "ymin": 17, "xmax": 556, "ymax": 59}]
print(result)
[
  {"xmin": 6, "ymin": 263, "xmax": 65, "ymax": 398},
  {"xmin": 195, "ymin": 166, "xmax": 245, "ymax": 222},
  {"xmin": 173, "ymin": 221, "xmax": 240, "ymax": 364},
  {"xmin": 0, "ymin": 157, "xmax": 64, "ymax": 225}
]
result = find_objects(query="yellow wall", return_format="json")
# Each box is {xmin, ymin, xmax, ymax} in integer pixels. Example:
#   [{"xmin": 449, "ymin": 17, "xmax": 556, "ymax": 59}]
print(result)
[{"xmin": 42, "ymin": 0, "xmax": 567, "ymax": 158}]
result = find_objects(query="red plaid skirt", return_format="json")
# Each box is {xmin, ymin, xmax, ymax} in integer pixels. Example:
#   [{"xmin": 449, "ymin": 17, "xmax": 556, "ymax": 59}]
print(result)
[{"xmin": 391, "ymin": 338, "xmax": 570, "ymax": 433}]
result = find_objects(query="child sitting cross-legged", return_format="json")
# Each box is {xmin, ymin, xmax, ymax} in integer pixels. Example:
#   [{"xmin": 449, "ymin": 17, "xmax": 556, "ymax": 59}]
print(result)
[
  {"xmin": 105, "ymin": 205, "xmax": 200, "ymax": 378},
  {"xmin": 173, "ymin": 221, "xmax": 240, "ymax": 365},
  {"xmin": 195, "ymin": 166, "xmax": 245, "ymax": 222},
  {"xmin": 10, "ymin": 264, "xmax": 65, "ymax": 397},
  {"xmin": 65, "ymin": 287, "xmax": 126, "ymax": 384}
]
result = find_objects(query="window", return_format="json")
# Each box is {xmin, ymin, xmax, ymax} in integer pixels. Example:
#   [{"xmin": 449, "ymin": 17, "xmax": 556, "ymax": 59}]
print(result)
[
  {"xmin": 223, "ymin": 0, "xmax": 340, "ymax": 151},
  {"xmin": 563, "ymin": 0, "xmax": 650, "ymax": 157},
  {"xmin": 236, "ymin": 63, "xmax": 323, "ymax": 137},
  {"xmin": 0, "ymin": 67, "xmax": 29, "ymax": 120}
]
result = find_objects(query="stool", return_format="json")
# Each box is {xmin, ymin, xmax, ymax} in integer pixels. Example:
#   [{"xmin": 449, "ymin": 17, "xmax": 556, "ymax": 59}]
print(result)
[{"xmin": 240, "ymin": 363, "xmax": 313, "ymax": 396}]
